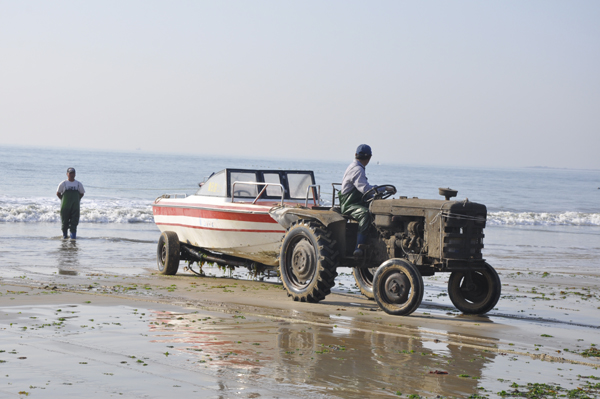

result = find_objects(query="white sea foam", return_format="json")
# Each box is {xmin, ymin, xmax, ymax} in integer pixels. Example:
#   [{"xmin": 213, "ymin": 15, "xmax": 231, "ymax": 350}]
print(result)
[
  {"xmin": 488, "ymin": 211, "xmax": 600, "ymax": 226},
  {"xmin": 1, "ymin": 196, "xmax": 599, "ymax": 226},
  {"xmin": 0, "ymin": 196, "xmax": 153, "ymax": 223}
]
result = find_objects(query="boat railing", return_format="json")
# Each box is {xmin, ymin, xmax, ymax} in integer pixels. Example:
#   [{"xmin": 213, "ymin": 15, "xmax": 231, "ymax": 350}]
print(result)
[
  {"xmin": 231, "ymin": 181, "xmax": 285, "ymax": 206},
  {"xmin": 331, "ymin": 183, "xmax": 342, "ymax": 207},
  {"xmin": 304, "ymin": 185, "xmax": 321, "ymax": 207},
  {"xmin": 155, "ymin": 193, "xmax": 188, "ymax": 202}
]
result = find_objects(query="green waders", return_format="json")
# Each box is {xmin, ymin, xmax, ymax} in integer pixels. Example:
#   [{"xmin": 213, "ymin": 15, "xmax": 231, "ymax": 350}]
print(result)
[
  {"xmin": 61, "ymin": 190, "xmax": 81, "ymax": 237},
  {"xmin": 338, "ymin": 188, "xmax": 371, "ymax": 234}
]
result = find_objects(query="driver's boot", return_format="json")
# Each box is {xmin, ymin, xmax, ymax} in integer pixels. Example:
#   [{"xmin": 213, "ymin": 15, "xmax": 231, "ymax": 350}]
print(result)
[{"xmin": 353, "ymin": 233, "xmax": 367, "ymax": 258}]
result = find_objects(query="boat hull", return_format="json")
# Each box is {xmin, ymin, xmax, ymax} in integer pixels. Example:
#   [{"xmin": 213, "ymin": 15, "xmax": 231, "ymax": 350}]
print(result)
[{"xmin": 153, "ymin": 200, "xmax": 286, "ymax": 266}]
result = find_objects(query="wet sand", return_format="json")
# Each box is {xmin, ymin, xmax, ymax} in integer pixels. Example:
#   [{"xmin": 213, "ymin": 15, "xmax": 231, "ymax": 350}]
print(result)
[{"xmin": 1, "ymin": 267, "xmax": 600, "ymax": 398}]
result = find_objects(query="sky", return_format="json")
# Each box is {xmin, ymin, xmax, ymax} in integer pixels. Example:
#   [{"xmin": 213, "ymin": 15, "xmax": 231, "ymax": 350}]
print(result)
[{"xmin": 1, "ymin": 1, "xmax": 599, "ymax": 169}]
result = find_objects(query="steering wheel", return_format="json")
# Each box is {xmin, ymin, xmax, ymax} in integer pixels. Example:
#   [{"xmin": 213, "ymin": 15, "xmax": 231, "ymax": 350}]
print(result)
[
  {"xmin": 234, "ymin": 189, "xmax": 253, "ymax": 197},
  {"xmin": 362, "ymin": 185, "xmax": 397, "ymax": 203}
]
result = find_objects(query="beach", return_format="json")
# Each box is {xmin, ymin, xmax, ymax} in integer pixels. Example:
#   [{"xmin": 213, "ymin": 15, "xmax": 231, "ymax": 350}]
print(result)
[
  {"xmin": 1, "ymin": 146, "xmax": 599, "ymax": 397},
  {"xmin": 3, "ymin": 1, "xmax": 600, "ymax": 396},
  {"xmin": 2, "ymin": 260, "xmax": 600, "ymax": 398}
]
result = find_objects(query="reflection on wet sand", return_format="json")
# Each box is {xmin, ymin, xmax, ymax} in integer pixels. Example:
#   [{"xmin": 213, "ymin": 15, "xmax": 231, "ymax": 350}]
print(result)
[
  {"xmin": 148, "ymin": 310, "xmax": 497, "ymax": 397},
  {"xmin": 57, "ymin": 239, "xmax": 79, "ymax": 275}
]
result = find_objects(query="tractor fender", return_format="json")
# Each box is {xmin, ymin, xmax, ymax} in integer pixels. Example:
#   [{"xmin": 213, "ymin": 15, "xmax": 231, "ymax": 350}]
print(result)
[{"xmin": 269, "ymin": 206, "xmax": 345, "ymax": 229}]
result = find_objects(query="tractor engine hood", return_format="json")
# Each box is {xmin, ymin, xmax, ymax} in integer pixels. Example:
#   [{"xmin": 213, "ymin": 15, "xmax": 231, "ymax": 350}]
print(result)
[{"xmin": 370, "ymin": 198, "xmax": 487, "ymax": 219}]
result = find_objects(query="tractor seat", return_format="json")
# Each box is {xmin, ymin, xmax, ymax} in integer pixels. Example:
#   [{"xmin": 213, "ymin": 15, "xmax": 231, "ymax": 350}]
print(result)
[{"xmin": 331, "ymin": 206, "xmax": 354, "ymax": 221}]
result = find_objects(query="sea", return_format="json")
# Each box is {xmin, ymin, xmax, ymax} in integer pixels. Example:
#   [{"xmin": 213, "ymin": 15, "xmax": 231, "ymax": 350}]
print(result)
[{"xmin": 1, "ymin": 145, "xmax": 599, "ymax": 284}]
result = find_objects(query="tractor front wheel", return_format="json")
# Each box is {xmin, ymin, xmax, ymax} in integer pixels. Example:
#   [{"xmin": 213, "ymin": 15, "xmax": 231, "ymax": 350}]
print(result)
[
  {"xmin": 373, "ymin": 259, "xmax": 424, "ymax": 316},
  {"xmin": 448, "ymin": 263, "xmax": 501, "ymax": 314}
]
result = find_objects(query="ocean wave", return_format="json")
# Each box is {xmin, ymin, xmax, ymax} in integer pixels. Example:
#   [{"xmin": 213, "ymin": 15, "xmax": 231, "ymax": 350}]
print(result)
[
  {"xmin": 2, "ymin": 196, "xmax": 599, "ymax": 226},
  {"xmin": 0, "ymin": 196, "xmax": 153, "ymax": 223},
  {"xmin": 488, "ymin": 211, "xmax": 600, "ymax": 226}
]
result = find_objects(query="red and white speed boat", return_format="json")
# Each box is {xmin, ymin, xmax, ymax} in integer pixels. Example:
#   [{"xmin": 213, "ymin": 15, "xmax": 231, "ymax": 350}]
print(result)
[{"xmin": 152, "ymin": 168, "xmax": 321, "ymax": 267}]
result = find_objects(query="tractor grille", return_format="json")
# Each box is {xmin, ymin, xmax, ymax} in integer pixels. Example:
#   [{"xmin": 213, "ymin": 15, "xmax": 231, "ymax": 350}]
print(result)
[{"xmin": 442, "ymin": 211, "xmax": 486, "ymax": 259}]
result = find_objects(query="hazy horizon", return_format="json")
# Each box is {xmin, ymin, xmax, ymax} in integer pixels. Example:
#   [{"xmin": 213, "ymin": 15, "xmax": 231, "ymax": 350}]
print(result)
[
  {"xmin": 4, "ymin": 143, "xmax": 600, "ymax": 173},
  {"xmin": 1, "ymin": 1, "xmax": 599, "ymax": 169}
]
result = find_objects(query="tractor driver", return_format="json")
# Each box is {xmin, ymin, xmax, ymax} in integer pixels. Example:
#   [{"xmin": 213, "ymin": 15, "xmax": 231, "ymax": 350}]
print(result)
[{"xmin": 339, "ymin": 144, "xmax": 393, "ymax": 258}]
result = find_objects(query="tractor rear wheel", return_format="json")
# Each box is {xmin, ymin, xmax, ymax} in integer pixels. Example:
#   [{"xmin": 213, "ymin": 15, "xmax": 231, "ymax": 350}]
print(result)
[
  {"xmin": 279, "ymin": 220, "xmax": 338, "ymax": 303},
  {"xmin": 352, "ymin": 267, "xmax": 377, "ymax": 299}
]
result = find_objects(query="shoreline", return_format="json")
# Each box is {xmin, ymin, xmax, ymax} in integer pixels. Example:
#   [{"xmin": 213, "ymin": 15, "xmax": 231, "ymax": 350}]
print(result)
[{"xmin": 2, "ymin": 266, "xmax": 600, "ymax": 398}]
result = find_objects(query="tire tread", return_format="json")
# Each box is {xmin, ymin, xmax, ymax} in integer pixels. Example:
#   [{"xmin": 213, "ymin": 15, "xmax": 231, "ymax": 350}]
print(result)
[{"xmin": 280, "ymin": 220, "xmax": 338, "ymax": 303}]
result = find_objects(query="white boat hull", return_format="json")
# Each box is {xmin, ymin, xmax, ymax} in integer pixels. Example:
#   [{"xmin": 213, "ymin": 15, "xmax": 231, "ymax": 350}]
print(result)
[{"xmin": 153, "ymin": 199, "xmax": 286, "ymax": 266}]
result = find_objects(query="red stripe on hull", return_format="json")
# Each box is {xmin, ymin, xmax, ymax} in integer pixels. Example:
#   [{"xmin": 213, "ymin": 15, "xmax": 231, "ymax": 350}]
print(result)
[
  {"xmin": 155, "ymin": 201, "xmax": 276, "ymax": 213},
  {"xmin": 153, "ymin": 205, "xmax": 277, "ymax": 224},
  {"xmin": 156, "ymin": 222, "xmax": 285, "ymax": 234}
]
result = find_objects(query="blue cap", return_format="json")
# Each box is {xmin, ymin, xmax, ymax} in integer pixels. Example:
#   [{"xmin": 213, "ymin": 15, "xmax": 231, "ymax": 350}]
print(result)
[{"xmin": 356, "ymin": 144, "xmax": 372, "ymax": 159}]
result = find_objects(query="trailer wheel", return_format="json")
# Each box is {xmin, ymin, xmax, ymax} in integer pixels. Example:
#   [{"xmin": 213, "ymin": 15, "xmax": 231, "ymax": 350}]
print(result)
[
  {"xmin": 352, "ymin": 267, "xmax": 377, "ymax": 299},
  {"xmin": 157, "ymin": 231, "xmax": 180, "ymax": 275},
  {"xmin": 279, "ymin": 220, "xmax": 338, "ymax": 303},
  {"xmin": 448, "ymin": 263, "xmax": 501, "ymax": 314},
  {"xmin": 373, "ymin": 259, "xmax": 424, "ymax": 316}
]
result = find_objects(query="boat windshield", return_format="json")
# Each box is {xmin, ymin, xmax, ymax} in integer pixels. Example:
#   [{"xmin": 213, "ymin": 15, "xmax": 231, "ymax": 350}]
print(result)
[
  {"xmin": 263, "ymin": 173, "xmax": 284, "ymax": 196},
  {"xmin": 196, "ymin": 170, "xmax": 226, "ymax": 197},
  {"xmin": 195, "ymin": 169, "xmax": 316, "ymax": 201},
  {"xmin": 230, "ymin": 171, "xmax": 258, "ymax": 197},
  {"xmin": 287, "ymin": 172, "xmax": 314, "ymax": 199}
]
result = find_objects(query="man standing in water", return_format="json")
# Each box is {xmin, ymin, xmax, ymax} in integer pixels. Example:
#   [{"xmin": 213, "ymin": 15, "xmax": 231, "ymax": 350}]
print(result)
[
  {"xmin": 339, "ymin": 144, "xmax": 393, "ymax": 258},
  {"xmin": 56, "ymin": 167, "xmax": 85, "ymax": 239}
]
